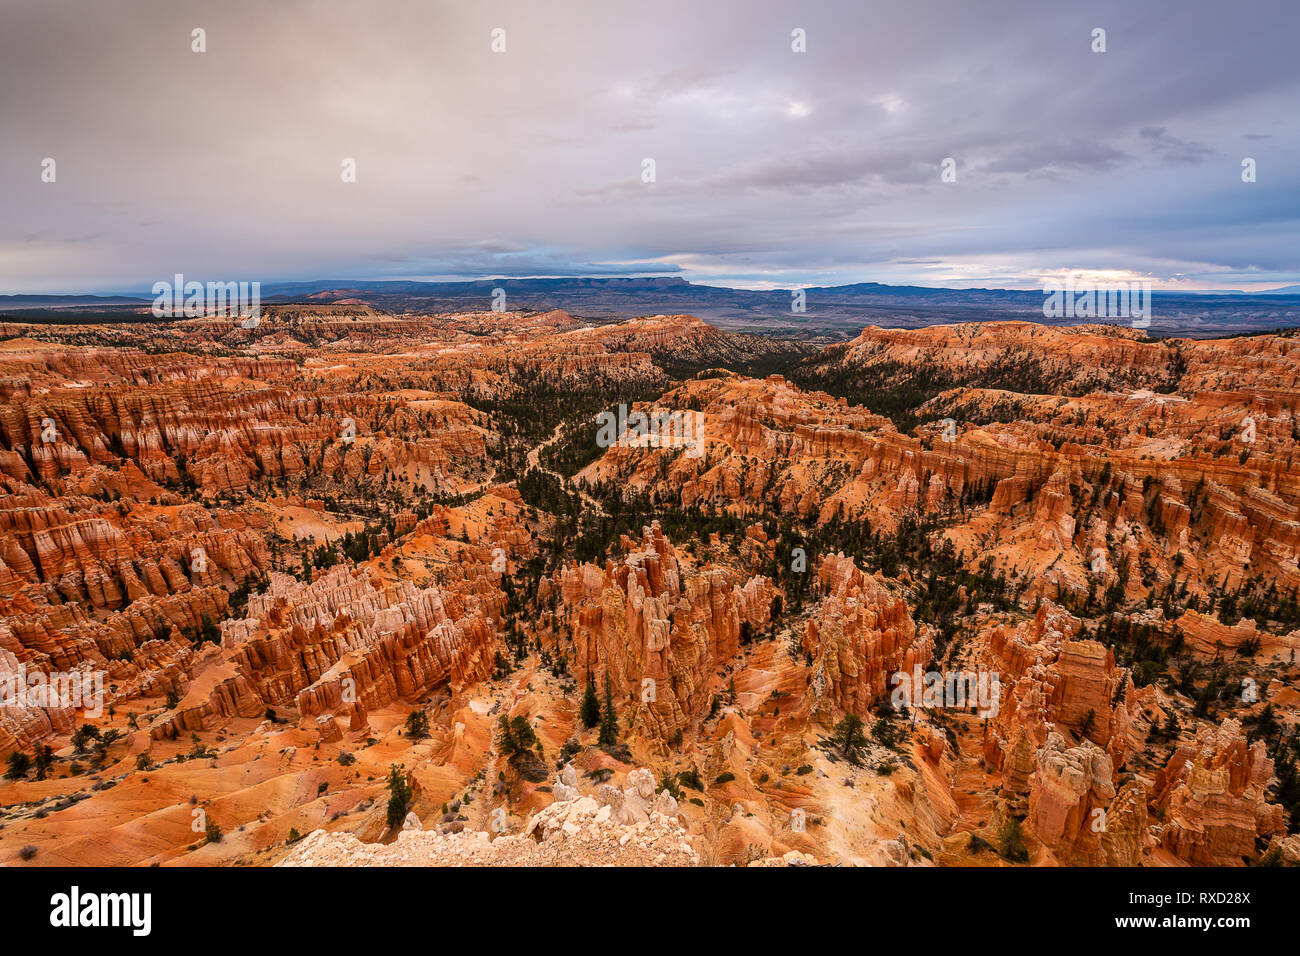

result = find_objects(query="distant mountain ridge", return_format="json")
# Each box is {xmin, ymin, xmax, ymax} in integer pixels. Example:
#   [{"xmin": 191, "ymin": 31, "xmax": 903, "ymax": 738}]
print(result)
[{"xmin": 3, "ymin": 276, "xmax": 1298, "ymax": 339}]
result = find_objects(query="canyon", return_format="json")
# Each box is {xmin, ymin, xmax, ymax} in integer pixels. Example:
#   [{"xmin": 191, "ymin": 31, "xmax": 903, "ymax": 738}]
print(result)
[{"xmin": 0, "ymin": 309, "xmax": 1296, "ymax": 868}]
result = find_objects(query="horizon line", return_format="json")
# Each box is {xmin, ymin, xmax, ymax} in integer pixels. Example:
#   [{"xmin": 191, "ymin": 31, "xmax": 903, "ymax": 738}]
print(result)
[{"xmin": 5, "ymin": 274, "xmax": 1300, "ymax": 299}]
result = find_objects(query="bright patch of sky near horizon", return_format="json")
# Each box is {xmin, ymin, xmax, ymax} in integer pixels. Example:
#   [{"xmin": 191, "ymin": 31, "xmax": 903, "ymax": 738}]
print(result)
[{"xmin": 1, "ymin": 0, "xmax": 1298, "ymax": 294}]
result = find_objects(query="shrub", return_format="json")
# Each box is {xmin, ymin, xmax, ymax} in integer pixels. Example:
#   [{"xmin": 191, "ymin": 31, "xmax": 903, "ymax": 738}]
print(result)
[
  {"xmin": 658, "ymin": 772, "xmax": 683, "ymax": 800},
  {"xmin": 999, "ymin": 818, "xmax": 1029, "ymax": 863}
]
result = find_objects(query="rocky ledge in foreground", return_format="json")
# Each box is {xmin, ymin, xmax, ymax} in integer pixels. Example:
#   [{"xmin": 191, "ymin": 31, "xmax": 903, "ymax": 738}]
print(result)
[
  {"xmin": 278, "ymin": 795, "xmax": 700, "ymax": 867},
  {"xmin": 277, "ymin": 765, "xmax": 819, "ymax": 867}
]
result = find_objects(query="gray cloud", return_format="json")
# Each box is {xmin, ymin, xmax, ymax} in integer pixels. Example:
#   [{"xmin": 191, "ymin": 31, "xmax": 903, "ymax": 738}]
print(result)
[
  {"xmin": 1139, "ymin": 126, "xmax": 1214, "ymax": 164},
  {"xmin": 979, "ymin": 139, "xmax": 1132, "ymax": 175}
]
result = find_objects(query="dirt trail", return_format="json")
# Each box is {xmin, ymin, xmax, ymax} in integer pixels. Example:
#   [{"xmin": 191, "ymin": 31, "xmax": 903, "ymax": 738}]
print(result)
[
  {"xmin": 947, "ymin": 713, "xmax": 998, "ymax": 835},
  {"xmin": 524, "ymin": 418, "xmax": 606, "ymax": 515}
]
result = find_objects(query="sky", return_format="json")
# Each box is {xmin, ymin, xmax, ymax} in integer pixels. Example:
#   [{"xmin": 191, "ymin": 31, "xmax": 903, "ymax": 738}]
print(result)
[{"xmin": 2, "ymin": 0, "xmax": 1298, "ymax": 294}]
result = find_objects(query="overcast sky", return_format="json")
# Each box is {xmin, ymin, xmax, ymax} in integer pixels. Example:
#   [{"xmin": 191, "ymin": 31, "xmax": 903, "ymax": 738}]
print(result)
[{"xmin": 2, "ymin": 0, "xmax": 1298, "ymax": 293}]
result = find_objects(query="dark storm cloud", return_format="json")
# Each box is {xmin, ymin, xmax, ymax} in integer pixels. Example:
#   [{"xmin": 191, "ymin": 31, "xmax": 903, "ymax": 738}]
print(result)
[{"xmin": 1, "ymin": 0, "xmax": 1297, "ymax": 292}]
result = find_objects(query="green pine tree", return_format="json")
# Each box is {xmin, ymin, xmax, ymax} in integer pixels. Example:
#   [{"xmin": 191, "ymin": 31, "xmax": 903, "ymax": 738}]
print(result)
[
  {"xmin": 5, "ymin": 752, "xmax": 31, "ymax": 780},
  {"xmin": 404, "ymin": 709, "xmax": 430, "ymax": 740},
  {"xmin": 579, "ymin": 672, "xmax": 601, "ymax": 729},
  {"xmin": 598, "ymin": 675, "xmax": 619, "ymax": 746},
  {"xmin": 496, "ymin": 715, "xmax": 519, "ymax": 756},
  {"xmin": 33, "ymin": 745, "xmax": 54, "ymax": 781},
  {"xmin": 833, "ymin": 714, "xmax": 866, "ymax": 764},
  {"xmin": 385, "ymin": 764, "xmax": 413, "ymax": 829},
  {"xmin": 1080, "ymin": 708, "xmax": 1097, "ymax": 739},
  {"xmin": 510, "ymin": 715, "xmax": 538, "ymax": 751}
]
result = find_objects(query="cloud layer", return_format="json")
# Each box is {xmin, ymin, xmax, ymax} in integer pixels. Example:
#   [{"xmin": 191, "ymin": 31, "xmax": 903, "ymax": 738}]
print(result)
[{"xmin": 2, "ymin": 0, "xmax": 1297, "ymax": 292}]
